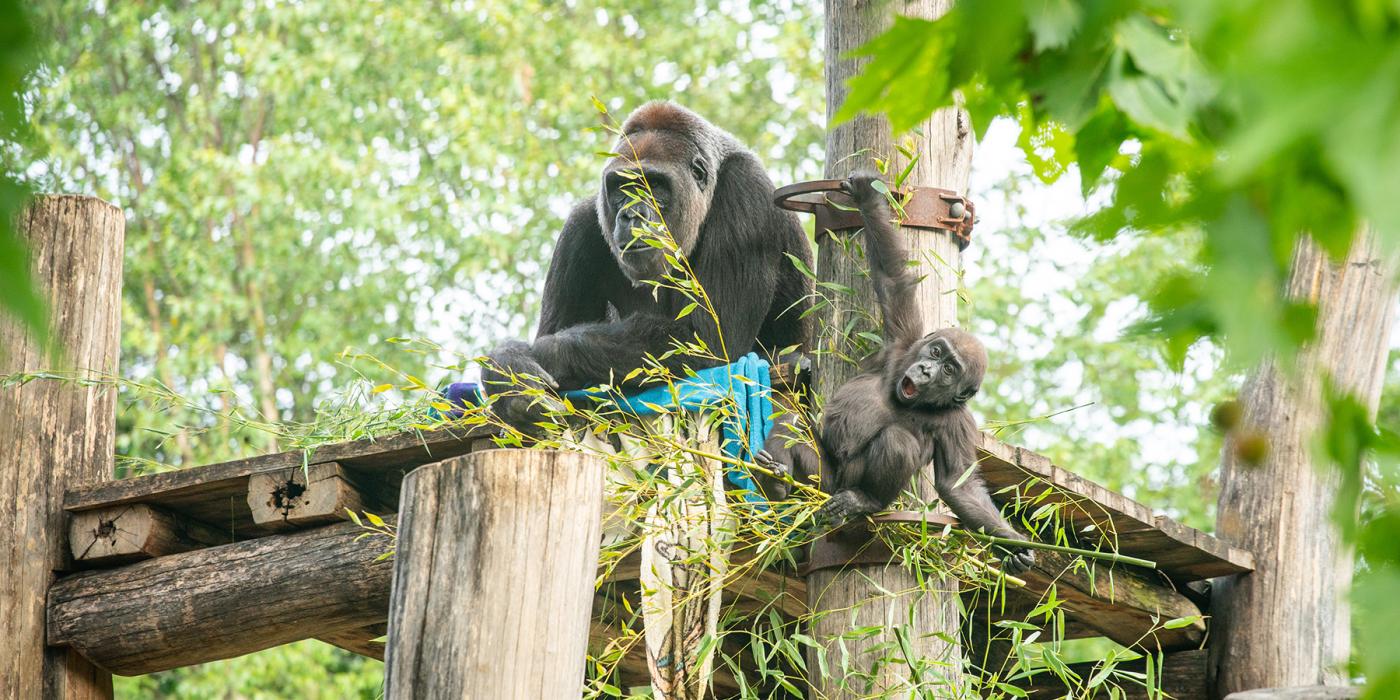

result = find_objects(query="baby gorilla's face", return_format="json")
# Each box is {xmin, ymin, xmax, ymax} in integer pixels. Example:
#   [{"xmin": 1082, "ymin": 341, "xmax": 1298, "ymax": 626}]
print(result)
[{"xmin": 892, "ymin": 329, "xmax": 986, "ymax": 409}]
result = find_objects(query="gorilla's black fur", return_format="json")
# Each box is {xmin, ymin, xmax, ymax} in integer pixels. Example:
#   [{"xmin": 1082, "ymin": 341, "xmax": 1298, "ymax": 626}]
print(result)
[
  {"xmin": 758, "ymin": 171, "xmax": 1034, "ymax": 574},
  {"xmin": 483, "ymin": 103, "xmax": 813, "ymax": 426}
]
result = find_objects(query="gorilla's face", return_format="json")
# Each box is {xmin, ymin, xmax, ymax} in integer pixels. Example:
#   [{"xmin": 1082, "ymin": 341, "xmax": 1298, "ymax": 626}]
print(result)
[
  {"xmin": 598, "ymin": 130, "xmax": 714, "ymax": 284},
  {"xmin": 889, "ymin": 328, "xmax": 987, "ymax": 409}
]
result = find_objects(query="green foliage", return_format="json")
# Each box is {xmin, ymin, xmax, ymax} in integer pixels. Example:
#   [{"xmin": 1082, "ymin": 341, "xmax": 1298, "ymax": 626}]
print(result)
[
  {"xmin": 113, "ymin": 640, "xmax": 383, "ymax": 699},
  {"xmin": 843, "ymin": 0, "xmax": 1400, "ymax": 692},
  {"xmin": 0, "ymin": 0, "xmax": 46, "ymax": 347},
  {"xmin": 840, "ymin": 0, "xmax": 1399, "ymax": 372}
]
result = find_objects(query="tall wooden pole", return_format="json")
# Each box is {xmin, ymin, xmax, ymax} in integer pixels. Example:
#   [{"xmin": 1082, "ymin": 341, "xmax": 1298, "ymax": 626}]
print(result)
[
  {"xmin": 1210, "ymin": 233, "xmax": 1397, "ymax": 697},
  {"xmin": 808, "ymin": 1, "xmax": 973, "ymax": 696},
  {"xmin": 1, "ymin": 195, "xmax": 124, "ymax": 699},
  {"xmin": 383, "ymin": 449, "xmax": 606, "ymax": 698}
]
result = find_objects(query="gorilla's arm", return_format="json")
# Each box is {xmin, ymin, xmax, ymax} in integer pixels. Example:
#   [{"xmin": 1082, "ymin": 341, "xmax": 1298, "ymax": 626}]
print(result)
[
  {"xmin": 932, "ymin": 408, "xmax": 1034, "ymax": 572},
  {"xmin": 492, "ymin": 153, "xmax": 795, "ymax": 393},
  {"xmin": 849, "ymin": 172, "xmax": 922, "ymax": 353}
]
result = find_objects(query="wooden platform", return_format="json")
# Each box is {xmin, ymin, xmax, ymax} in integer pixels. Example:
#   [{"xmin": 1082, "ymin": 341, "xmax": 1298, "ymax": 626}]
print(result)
[{"xmin": 49, "ymin": 426, "xmax": 1251, "ymax": 695}]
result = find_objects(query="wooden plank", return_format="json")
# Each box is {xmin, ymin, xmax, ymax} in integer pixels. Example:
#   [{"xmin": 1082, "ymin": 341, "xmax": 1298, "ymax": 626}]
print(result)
[
  {"xmin": 977, "ymin": 433, "xmax": 1254, "ymax": 582},
  {"xmin": 62, "ymin": 426, "xmax": 488, "ymax": 540},
  {"xmin": 246, "ymin": 462, "xmax": 366, "ymax": 529},
  {"xmin": 69, "ymin": 504, "xmax": 228, "ymax": 566},
  {"xmin": 47, "ymin": 519, "xmax": 394, "ymax": 676},
  {"xmin": 1014, "ymin": 551, "xmax": 1205, "ymax": 652}
]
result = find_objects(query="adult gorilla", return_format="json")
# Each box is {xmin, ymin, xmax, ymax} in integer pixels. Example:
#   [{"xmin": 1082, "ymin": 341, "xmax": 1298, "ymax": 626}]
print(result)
[{"xmin": 482, "ymin": 102, "xmax": 812, "ymax": 427}]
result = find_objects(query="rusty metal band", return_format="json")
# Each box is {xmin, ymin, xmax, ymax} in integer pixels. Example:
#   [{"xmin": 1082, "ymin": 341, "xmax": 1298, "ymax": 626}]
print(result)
[
  {"xmin": 773, "ymin": 179, "xmax": 976, "ymax": 250},
  {"xmin": 802, "ymin": 511, "xmax": 960, "ymax": 575}
]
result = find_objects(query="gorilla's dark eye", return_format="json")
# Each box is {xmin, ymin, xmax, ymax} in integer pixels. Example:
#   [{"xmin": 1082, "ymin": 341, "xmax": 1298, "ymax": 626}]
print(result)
[{"xmin": 690, "ymin": 156, "xmax": 708, "ymax": 185}]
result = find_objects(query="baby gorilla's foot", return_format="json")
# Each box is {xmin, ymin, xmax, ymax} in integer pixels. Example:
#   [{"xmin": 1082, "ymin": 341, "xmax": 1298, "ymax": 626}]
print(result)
[{"xmin": 1001, "ymin": 546, "xmax": 1036, "ymax": 576}]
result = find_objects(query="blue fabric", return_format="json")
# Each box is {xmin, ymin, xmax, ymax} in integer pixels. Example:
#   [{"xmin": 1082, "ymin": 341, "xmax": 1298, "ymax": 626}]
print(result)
[
  {"xmin": 564, "ymin": 353, "xmax": 773, "ymax": 505},
  {"xmin": 438, "ymin": 355, "xmax": 775, "ymax": 504}
]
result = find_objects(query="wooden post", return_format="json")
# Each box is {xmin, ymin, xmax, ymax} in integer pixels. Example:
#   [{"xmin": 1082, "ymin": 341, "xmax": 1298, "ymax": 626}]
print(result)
[
  {"xmin": 1, "ymin": 195, "xmax": 124, "ymax": 699},
  {"xmin": 383, "ymin": 449, "xmax": 606, "ymax": 698},
  {"xmin": 1210, "ymin": 233, "xmax": 1398, "ymax": 696},
  {"xmin": 808, "ymin": 1, "xmax": 973, "ymax": 696}
]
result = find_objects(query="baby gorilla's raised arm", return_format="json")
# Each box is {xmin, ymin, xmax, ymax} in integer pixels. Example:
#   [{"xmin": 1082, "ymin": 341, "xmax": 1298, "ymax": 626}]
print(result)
[{"xmin": 845, "ymin": 172, "xmax": 923, "ymax": 353}]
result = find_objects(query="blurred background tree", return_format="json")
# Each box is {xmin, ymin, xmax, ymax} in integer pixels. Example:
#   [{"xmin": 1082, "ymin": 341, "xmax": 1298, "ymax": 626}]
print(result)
[{"xmin": 4, "ymin": 0, "xmax": 1393, "ymax": 695}]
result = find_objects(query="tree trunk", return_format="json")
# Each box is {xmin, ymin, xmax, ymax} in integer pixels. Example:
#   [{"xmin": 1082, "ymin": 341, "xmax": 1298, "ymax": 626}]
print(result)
[
  {"xmin": 808, "ymin": 1, "xmax": 974, "ymax": 697},
  {"xmin": 1, "ymin": 195, "xmax": 124, "ymax": 699},
  {"xmin": 1210, "ymin": 233, "xmax": 1398, "ymax": 697},
  {"xmin": 383, "ymin": 449, "xmax": 606, "ymax": 699}
]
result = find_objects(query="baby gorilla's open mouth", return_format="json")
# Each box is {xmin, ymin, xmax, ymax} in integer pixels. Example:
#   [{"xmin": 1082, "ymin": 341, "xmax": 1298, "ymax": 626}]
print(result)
[{"xmin": 899, "ymin": 376, "xmax": 918, "ymax": 400}]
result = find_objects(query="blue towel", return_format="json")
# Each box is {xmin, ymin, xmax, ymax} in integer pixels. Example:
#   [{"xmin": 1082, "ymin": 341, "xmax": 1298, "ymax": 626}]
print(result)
[{"xmin": 438, "ymin": 354, "xmax": 775, "ymax": 505}]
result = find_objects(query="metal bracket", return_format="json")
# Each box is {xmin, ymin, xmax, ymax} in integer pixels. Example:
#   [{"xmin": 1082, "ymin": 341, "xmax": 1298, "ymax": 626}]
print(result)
[{"xmin": 773, "ymin": 179, "xmax": 976, "ymax": 250}]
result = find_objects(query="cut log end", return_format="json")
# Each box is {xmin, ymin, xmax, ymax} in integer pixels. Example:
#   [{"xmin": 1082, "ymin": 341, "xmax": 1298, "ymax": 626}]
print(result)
[
  {"xmin": 246, "ymin": 461, "xmax": 366, "ymax": 529},
  {"xmin": 69, "ymin": 504, "xmax": 225, "ymax": 566}
]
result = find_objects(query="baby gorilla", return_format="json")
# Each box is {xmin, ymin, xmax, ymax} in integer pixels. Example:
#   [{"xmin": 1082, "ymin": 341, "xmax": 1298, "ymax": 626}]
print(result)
[{"xmin": 758, "ymin": 171, "xmax": 1034, "ymax": 573}]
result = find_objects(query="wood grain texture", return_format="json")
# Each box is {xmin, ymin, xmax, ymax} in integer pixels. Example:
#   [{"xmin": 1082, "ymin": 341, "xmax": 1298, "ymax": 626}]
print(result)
[
  {"xmin": 1224, "ymin": 688, "xmax": 1360, "ymax": 700},
  {"xmin": 1210, "ymin": 233, "xmax": 1398, "ymax": 696},
  {"xmin": 383, "ymin": 449, "xmax": 606, "ymax": 699},
  {"xmin": 64, "ymin": 426, "xmax": 487, "ymax": 538},
  {"xmin": 246, "ymin": 461, "xmax": 366, "ymax": 529},
  {"xmin": 47, "ymin": 518, "xmax": 394, "ymax": 675},
  {"xmin": 976, "ymin": 434, "xmax": 1254, "ymax": 582},
  {"xmin": 70, "ymin": 504, "xmax": 228, "ymax": 566},
  {"xmin": 316, "ymin": 623, "xmax": 387, "ymax": 660},
  {"xmin": 1, "ymin": 195, "xmax": 124, "ymax": 699},
  {"xmin": 1015, "ymin": 551, "xmax": 1204, "ymax": 652},
  {"xmin": 809, "ymin": 1, "xmax": 972, "ymax": 696}
]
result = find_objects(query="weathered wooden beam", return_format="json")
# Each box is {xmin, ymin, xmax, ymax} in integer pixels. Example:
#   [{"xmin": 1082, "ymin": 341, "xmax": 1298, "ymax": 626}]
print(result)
[
  {"xmin": 316, "ymin": 624, "xmax": 386, "ymax": 661},
  {"xmin": 1016, "ymin": 551, "xmax": 1205, "ymax": 652},
  {"xmin": 1224, "ymin": 688, "xmax": 1360, "ymax": 700},
  {"xmin": 63, "ymin": 426, "xmax": 488, "ymax": 538},
  {"xmin": 384, "ymin": 449, "xmax": 606, "ymax": 698},
  {"xmin": 47, "ymin": 519, "xmax": 393, "ymax": 676},
  {"xmin": 1012, "ymin": 649, "xmax": 1208, "ymax": 699},
  {"xmin": 2, "ymin": 195, "xmax": 124, "ymax": 699},
  {"xmin": 246, "ymin": 461, "xmax": 366, "ymax": 529},
  {"xmin": 976, "ymin": 435, "xmax": 1254, "ymax": 582},
  {"xmin": 69, "ymin": 504, "xmax": 227, "ymax": 566}
]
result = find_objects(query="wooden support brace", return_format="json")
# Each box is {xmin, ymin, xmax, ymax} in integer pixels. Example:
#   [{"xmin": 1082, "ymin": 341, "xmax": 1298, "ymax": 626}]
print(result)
[
  {"xmin": 1013, "ymin": 649, "xmax": 1208, "ymax": 699},
  {"xmin": 69, "ymin": 504, "xmax": 227, "ymax": 566},
  {"xmin": 316, "ymin": 623, "xmax": 387, "ymax": 660},
  {"xmin": 1016, "ymin": 551, "xmax": 1205, "ymax": 652},
  {"xmin": 245, "ymin": 461, "xmax": 366, "ymax": 529},
  {"xmin": 47, "ymin": 519, "xmax": 393, "ymax": 676}
]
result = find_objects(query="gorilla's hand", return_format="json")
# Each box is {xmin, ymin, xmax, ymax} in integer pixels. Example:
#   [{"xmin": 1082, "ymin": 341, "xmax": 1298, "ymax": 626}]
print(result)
[
  {"xmin": 754, "ymin": 448, "xmax": 793, "ymax": 501},
  {"xmin": 480, "ymin": 340, "xmax": 560, "ymax": 434},
  {"xmin": 842, "ymin": 169, "xmax": 888, "ymax": 207},
  {"xmin": 994, "ymin": 532, "xmax": 1037, "ymax": 576}
]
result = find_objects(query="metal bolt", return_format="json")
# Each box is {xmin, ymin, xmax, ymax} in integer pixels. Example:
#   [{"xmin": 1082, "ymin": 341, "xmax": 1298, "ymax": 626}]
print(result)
[{"xmin": 948, "ymin": 201, "xmax": 966, "ymax": 220}]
